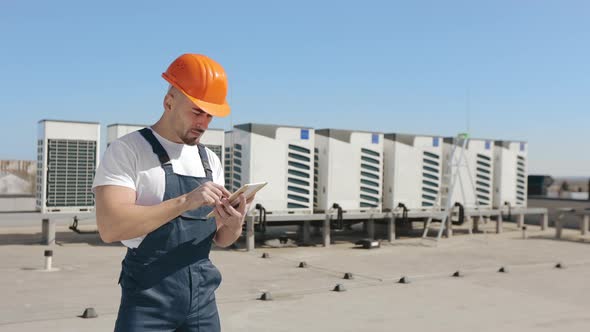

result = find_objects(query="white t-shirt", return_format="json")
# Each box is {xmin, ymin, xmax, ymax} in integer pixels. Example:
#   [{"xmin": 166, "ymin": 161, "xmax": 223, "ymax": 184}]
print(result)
[{"xmin": 92, "ymin": 127, "xmax": 224, "ymax": 248}]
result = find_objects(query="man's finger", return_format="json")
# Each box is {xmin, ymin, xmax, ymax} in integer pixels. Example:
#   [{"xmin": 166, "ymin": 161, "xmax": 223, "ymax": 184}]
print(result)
[
  {"xmin": 213, "ymin": 205, "xmax": 224, "ymax": 219},
  {"xmin": 221, "ymin": 197, "xmax": 237, "ymax": 215},
  {"xmin": 200, "ymin": 182, "xmax": 227, "ymax": 199},
  {"xmin": 215, "ymin": 203, "xmax": 229, "ymax": 219},
  {"xmin": 213, "ymin": 206, "xmax": 221, "ymax": 219},
  {"xmin": 207, "ymin": 186, "xmax": 224, "ymax": 200},
  {"xmin": 234, "ymin": 194, "xmax": 247, "ymax": 214},
  {"xmin": 205, "ymin": 192, "xmax": 220, "ymax": 206},
  {"xmin": 211, "ymin": 183, "xmax": 231, "ymax": 198},
  {"xmin": 221, "ymin": 197, "xmax": 241, "ymax": 217}
]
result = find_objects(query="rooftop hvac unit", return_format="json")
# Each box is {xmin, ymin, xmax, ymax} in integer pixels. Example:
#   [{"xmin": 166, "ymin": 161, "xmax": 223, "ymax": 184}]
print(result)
[
  {"xmin": 315, "ymin": 129, "xmax": 383, "ymax": 213},
  {"xmin": 383, "ymin": 134, "xmax": 444, "ymax": 211},
  {"xmin": 442, "ymin": 137, "xmax": 495, "ymax": 209},
  {"xmin": 36, "ymin": 120, "xmax": 100, "ymax": 214},
  {"xmin": 107, "ymin": 123, "xmax": 148, "ymax": 147},
  {"xmin": 199, "ymin": 128, "xmax": 224, "ymax": 164},
  {"xmin": 493, "ymin": 140, "xmax": 528, "ymax": 208},
  {"xmin": 230, "ymin": 123, "xmax": 315, "ymax": 215},
  {"xmin": 107, "ymin": 124, "xmax": 224, "ymax": 163},
  {"xmin": 527, "ymin": 175, "xmax": 553, "ymax": 196}
]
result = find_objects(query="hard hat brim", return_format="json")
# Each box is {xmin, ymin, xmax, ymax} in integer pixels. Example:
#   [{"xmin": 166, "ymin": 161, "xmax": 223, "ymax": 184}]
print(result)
[
  {"xmin": 162, "ymin": 73, "xmax": 231, "ymax": 118},
  {"xmin": 190, "ymin": 97, "xmax": 231, "ymax": 118}
]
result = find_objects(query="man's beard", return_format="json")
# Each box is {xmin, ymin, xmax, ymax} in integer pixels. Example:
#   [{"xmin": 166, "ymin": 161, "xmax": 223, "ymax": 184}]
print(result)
[{"xmin": 180, "ymin": 129, "xmax": 204, "ymax": 145}]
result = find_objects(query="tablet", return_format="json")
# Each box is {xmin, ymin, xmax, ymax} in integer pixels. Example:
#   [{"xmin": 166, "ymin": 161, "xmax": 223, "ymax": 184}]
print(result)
[{"xmin": 206, "ymin": 182, "xmax": 268, "ymax": 218}]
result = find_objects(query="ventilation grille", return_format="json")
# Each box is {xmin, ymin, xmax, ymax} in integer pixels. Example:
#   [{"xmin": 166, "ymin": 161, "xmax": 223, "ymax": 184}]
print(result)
[
  {"xmin": 204, "ymin": 144, "xmax": 223, "ymax": 164},
  {"xmin": 475, "ymin": 153, "xmax": 492, "ymax": 205},
  {"xmin": 516, "ymin": 155, "xmax": 526, "ymax": 204},
  {"xmin": 287, "ymin": 144, "xmax": 311, "ymax": 209},
  {"xmin": 45, "ymin": 139, "xmax": 96, "ymax": 207},
  {"xmin": 230, "ymin": 144, "xmax": 242, "ymax": 192},
  {"xmin": 223, "ymin": 146, "xmax": 233, "ymax": 191},
  {"xmin": 359, "ymin": 148, "xmax": 380, "ymax": 208},
  {"xmin": 36, "ymin": 140, "xmax": 44, "ymax": 208},
  {"xmin": 313, "ymin": 148, "xmax": 319, "ymax": 208},
  {"xmin": 421, "ymin": 151, "xmax": 440, "ymax": 207}
]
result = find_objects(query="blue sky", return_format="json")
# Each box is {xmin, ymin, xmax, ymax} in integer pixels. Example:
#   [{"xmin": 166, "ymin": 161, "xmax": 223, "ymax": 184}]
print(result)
[{"xmin": 1, "ymin": 0, "xmax": 588, "ymax": 176}]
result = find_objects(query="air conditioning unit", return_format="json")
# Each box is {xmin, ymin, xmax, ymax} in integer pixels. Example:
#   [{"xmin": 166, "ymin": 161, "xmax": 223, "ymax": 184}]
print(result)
[
  {"xmin": 383, "ymin": 134, "xmax": 444, "ymax": 210},
  {"xmin": 493, "ymin": 140, "xmax": 528, "ymax": 208},
  {"xmin": 199, "ymin": 128, "xmax": 224, "ymax": 164},
  {"xmin": 36, "ymin": 120, "xmax": 100, "ymax": 214},
  {"xmin": 315, "ymin": 129, "xmax": 383, "ymax": 213},
  {"xmin": 106, "ymin": 123, "xmax": 149, "ymax": 147},
  {"xmin": 443, "ymin": 137, "xmax": 495, "ymax": 209},
  {"xmin": 224, "ymin": 131, "xmax": 236, "ymax": 191},
  {"xmin": 230, "ymin": 123, "xmax": 315, "ymax": 215}
]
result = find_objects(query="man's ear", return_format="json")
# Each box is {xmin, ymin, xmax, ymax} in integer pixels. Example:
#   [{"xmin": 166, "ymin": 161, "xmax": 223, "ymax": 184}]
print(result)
[{"xmin": 163, "ymin": 93, "xmax": 174, "ymax": 112}]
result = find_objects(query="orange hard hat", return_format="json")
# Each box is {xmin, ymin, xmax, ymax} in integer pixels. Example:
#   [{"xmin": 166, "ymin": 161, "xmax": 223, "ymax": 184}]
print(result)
[{"xmin": 162, "ymin": 53, "xmax": 230, "ymax": 117}]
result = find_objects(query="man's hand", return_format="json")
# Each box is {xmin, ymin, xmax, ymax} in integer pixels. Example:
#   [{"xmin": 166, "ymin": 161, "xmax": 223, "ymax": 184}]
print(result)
[
  {"xmin": 184, "ymin": 182, "xmax": 231, "ymax": 211},
  {"xmin": 213, "ymin": 194, "xmax": 255, "ymax": 230},
  {"xmin": 212, "ymin": 193, "xmax": 256, "ymax": 247}
]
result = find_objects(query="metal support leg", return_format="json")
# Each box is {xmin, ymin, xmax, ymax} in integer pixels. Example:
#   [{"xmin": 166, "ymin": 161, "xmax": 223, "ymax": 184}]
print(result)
[
  {"xmin": 473, "ymin": 216, "xmax": 480, "ymax": 233},
  {"xmin": 302, "ymin": 220, "xmax": 311, "ymax": 244},
  {"xmin": 388, "ymin": 214, "xmax": 396, "ymax": 243},
  {"xmin": 446, "ymin": 213, "xmax": 453, "ymax": 238},
  {"xmin": 517, "ymin": 214, "xmax": 525, "ymax": 228},
  {"xmin": 41, "ymin": 218, "xmax": 55, "ymax": 246},
  {"xmin": 246, "ymin": 217, "xmax": 255, "ymax": 251},
  {"xmin": 555, "ymin": 214, "xmax": 563, "ymax": 239},
  {"xmin": 541, "ymin": 213, "xmax": 548, "ymax": 231},
  {"xmin": 323, "ymin": 214, "xmax": 331, "ymax": 247},
  {"xmin": 581, "ymin": 215, "xmax": 588, "ymax": 235},
  {"xmin": 422, "ymin": 217, "xmax": 433, "ymax": 238},
  {"xmin": 366, "ymin": 217, "xmax": 375, "ymax": 239}
]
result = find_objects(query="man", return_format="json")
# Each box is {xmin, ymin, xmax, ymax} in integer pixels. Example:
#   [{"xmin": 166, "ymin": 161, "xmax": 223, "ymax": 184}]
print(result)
[{"xmin": 93, "ymin": 53, "xmax": 252, "ymax": 331}]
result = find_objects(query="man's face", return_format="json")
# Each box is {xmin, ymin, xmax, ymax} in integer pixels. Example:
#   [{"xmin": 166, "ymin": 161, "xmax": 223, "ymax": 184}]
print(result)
[{"xmin": 168, "ymin": 89, "xmax": 213, "ymax": 145}]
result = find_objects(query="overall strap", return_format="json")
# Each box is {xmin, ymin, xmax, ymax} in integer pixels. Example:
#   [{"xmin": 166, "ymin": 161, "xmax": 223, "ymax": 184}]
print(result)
[
  {"xmin": 138, "ymin": 128, "xmax": 170, "ymax": 165},
  {"xmin": 197, "ymin": 144, "xmax": 213, "ymax": 180}
]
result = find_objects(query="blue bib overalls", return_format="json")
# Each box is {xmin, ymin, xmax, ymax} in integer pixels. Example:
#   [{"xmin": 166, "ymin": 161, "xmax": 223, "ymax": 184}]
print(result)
[{"xmin": 114, "ymin": 128, "xmax": 222, "ymax": 332}]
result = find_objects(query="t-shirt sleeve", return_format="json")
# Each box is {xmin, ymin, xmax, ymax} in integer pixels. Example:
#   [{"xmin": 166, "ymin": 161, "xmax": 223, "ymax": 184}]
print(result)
[
  {"xmin": 206, "ymin": 148, "xmax": 225, "ymax": 187},
  {"xmin": 92, "ymin": 140, "xmax": 137, "ymax": 193}
]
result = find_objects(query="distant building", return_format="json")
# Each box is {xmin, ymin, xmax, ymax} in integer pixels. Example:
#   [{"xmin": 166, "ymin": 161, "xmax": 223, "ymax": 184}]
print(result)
[
  {"xmin": 0, "ymin": 160, "xmax": 36, "ymax": 196},
  {"xmin": 0, "ymin": 172, "xmax": 30, "ymax": 195},
  {"xmin": 0, "ymin": 161, "xmax": 37, "ymax": 212}
]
